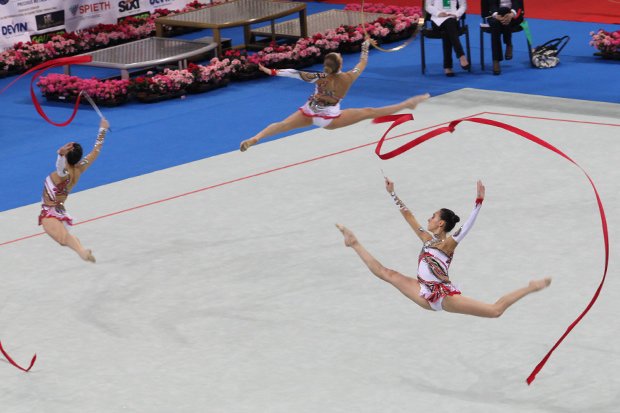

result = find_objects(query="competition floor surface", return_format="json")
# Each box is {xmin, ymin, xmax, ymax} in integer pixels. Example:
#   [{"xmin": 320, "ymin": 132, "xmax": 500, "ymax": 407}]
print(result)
[{"xmin": 1, "ymin": 89, "xmax": 619, "ymax": 412}]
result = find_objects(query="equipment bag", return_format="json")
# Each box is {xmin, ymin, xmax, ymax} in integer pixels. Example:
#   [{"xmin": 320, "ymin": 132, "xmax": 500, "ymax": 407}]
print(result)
[{"xmin": 531, "ymin": 36, "xmax": 570, "ymax": 68}]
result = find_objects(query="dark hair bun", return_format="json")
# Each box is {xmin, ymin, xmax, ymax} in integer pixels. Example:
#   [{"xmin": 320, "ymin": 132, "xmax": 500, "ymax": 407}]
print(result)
[
  {"xmin": 66, "ymin": 143, "xmax": 83, "ymax": 166},
  {"xmin": 439, "ymin": 208, "xmax": 460, "ymax": 232}
]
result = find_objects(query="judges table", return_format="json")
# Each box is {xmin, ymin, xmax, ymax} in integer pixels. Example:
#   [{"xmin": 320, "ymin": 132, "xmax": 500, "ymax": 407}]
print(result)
[
  {"xmin": 63, "ymin": 37, "xmax": 218, "ymax": 80},
  {"xmin": 155, "ymin": 0, "xmax": 308, "ymax": 56}
]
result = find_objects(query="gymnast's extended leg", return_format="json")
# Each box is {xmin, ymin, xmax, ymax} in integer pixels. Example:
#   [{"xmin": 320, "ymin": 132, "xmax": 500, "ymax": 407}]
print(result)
[
  {"xmin": 441, "ymin": 278, "xmax": 552, "ymax": 318},
  {"xmin": 336, "ymin": 224, "xmax": 432, "ymax": 310},
  {"xmin": 240, "ymin": 111, "xmax": 313, "ymax": 151},
  {"xmin": 325, "ymin": 93, "xmax": 430, "ymax": 130},
  {"xmin": 41, "ymin": 217, "xmax": 95, "ymax": 262}
]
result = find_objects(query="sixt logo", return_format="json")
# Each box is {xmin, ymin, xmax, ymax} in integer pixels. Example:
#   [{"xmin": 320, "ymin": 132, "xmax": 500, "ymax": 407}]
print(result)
[
  {"xmin": 2, "ymin": 22, "xmax": 28, "ymax": 35},
  {"xmin": 118, "ymin": 0, "xmax": 140, "ymax": 13}
]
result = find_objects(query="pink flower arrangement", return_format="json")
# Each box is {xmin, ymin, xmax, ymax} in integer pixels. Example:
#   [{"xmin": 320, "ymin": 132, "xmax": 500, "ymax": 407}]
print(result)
[
  {"xmin": 589, "ymin": 29, "xmax": 620, "ymax": 55},
  {"xmin": 131, "ymin": 68, "xmax": 193, "ymax": 94},
  {"xmin": 37, "ymin": 73, "xmax": 130, "ymax": 103},
  {"xmin": 254, "ymin": 42, "xmax": 321, "ymax": 67},
  {"xmin": 344, "ymin": 3, "xmax": 422, "ymax": 17},
  {"xmin": 188, "ymin": 58, "xmax": 233, "ymax": 83}
]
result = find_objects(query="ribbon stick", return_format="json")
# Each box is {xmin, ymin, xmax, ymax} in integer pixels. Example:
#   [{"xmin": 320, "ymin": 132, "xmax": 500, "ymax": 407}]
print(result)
[
  {"xmin": 372, "ymin": 114, "xmax": 609, "ymax": 385},
  {"xmin": 80, "ymin": 91, "xmax": 111, "ymax": 131},
  {"xmin": 0, "ymin": 341, "xmax": 37, "ymax": 372},
  {"xmin": 80, "ymin": 91, "xmax": 104, "ymax": 119},
  {"xmin": 0, "ymin": 55, "xmax": 93, "ymax": 127}
]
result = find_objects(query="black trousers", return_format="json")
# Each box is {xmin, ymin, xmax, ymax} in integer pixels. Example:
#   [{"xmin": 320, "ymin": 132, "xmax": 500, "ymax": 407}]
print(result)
[
  {"xmin": 487, "ymin": 16, "xmax": 523, "ymax": 61},
  {"xmin": 431, "ymin": 18, "xmax": 465, "ymax": 69}
]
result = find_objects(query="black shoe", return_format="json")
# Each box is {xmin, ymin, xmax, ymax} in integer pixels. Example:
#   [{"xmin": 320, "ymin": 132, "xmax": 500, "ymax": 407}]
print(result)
[
  {"xmin": 445, "ymin": 69, "xmax": 455, "ymax": 77},
  {"xmin": 505, "ymin": 44, "xmax": 513, "ymax": 60},
  {"xmin": 460, "ymin": 63, "xmax": 471, "ymax": 71},
  {"xmin": 493, "ymin": 60, "xmax": 501, "ymax": 75}
]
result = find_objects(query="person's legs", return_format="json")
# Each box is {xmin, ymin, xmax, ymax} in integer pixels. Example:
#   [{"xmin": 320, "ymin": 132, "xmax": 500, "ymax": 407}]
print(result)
[
  {"xmin": 441, "ymin": 278, "xmax": 552, "ymax": 318},
  {"xmin": 240, "ymin": 110, "xmax": 313, "ymax": 151},
  {"xmin": 41, "ymin": 217, "xmax": 95, "ymax": 262},
  {"xmin": 503, "ymin": 26, "xmax": 513, "ymax": 59},
  {"xmin": 433, "ymin": 21, "xmax": 454, "ymax": 72},
  {"xmin": 487, "ymin": 17, "xmax": 504, "ymax": 74},
  {"xmin": 440, "ymin": 18, "xmax": 468, "ymax": 68},
  {"xmin": 487, "ymin": 17, "xmax": 504, "ymax": 62},
  {"xmin": 324, "ymin": 94, "xmax": 429, "ymax": 130},
  {"xmin": 336, "ymin": 224, "xmax": 432, "ymax": 310}
]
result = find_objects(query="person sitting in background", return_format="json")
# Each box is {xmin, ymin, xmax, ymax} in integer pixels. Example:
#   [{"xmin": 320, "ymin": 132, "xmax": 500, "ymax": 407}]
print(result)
[
  {"xmin": 425, "ymin": 0, "xmax": 470, "ymax": 77},
  {"xmin": 486, "ymin": 0, "xmax": 524, "ymax": 75}
]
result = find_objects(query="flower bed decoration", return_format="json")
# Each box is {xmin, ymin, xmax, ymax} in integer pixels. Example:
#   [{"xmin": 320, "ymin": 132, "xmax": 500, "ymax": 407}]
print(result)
[
  {"xmin": 130, "ymin": 68, "xmax": 194, "ymax": 103},
  {"xmin": 589, "ymin": 29, "xmax": 620, "ymax": 59},
  {"xmin": 37, "ymin": 74, "xmax": 130, "ymax": 106},
  {"xmin": 30, "ymin": 4, "xmax": 421, "ymax": 105},
  {"xmin": 186, "ymin": 59, "xmax": 233, "ymax": 94}
]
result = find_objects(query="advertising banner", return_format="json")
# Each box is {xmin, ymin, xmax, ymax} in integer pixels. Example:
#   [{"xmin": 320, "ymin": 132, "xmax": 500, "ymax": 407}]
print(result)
[
  {"xmin": 64, "ymin": 1, "xmax": 118, "ymax": 33},
  {"xmin": 1, "ymin": 0, "xmax": 204, "ymax": 50},
  {"xmin": 0, "ymin": 0, "xmax": 65, "ymax": 49}
]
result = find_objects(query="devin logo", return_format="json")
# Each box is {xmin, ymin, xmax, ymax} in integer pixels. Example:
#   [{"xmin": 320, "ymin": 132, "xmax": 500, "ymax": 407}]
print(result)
[
  {"xmin": 1, "ymin": 22, "xmax": 28, "ymax": 35},
  {"xmin": 118, "ymin": 0, "xmax": 140, "ymax": 13}
]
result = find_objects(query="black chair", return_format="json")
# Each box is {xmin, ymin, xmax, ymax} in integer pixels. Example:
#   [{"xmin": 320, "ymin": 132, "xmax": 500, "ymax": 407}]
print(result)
[
  {"xmin": 419, "ymin": 7, "xmax": 471, "ymax": 75},
  {"xmin": 479, "ymin": 0, "xmax": 532, "ymax": 70}
]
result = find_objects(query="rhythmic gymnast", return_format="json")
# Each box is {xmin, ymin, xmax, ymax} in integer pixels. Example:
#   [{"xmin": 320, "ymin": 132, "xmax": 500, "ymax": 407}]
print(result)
[
  {"xmin": 239, "ymin": 37, "xmax": 430, "ymax": 152},
  {"xmin": 336, "ymin": 178, "xmax": 551, "ymax": 317},
  {"xmin": 39, "ymin": 117, "xmax": 110, "ymax": 262}
]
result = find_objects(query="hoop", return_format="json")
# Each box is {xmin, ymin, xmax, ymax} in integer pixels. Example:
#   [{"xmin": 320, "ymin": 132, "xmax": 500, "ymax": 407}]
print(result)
[{"xmin": 359, "ymin": 0, "xmax": 424, "ymax": 52}]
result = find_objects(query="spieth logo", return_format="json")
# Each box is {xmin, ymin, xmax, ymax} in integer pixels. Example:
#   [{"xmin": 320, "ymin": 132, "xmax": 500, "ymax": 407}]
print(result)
[
  {"xmin": 1, "ymin": 21, "xmax": 27, "ymax": 35},
  {"xmin": 119, "ymin": 0, "xmax": 140, "ymax": 13},
  {"xmin": 71, "ymin": 1, "xmax": 112, "ymax": 16}
]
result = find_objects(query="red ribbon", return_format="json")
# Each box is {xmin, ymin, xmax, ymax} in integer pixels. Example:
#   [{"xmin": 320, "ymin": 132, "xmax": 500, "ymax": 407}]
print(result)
[
  {"xmin": 0, "ymin": 341, "xmax": 37, "ymax": 372},
  {"xmin": 0, "ymin": 55, "xmax": 93, "ymax": 126},
  {"xmin": 374, "ymin": 114, "xmax": 608, "ymax": 385}
]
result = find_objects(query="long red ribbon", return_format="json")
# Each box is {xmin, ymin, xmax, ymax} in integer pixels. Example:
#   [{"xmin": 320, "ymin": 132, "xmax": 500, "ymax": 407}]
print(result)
[
  {"xmin": 373, "ymin": 114, "xmax": 609, "ymax": 385},
  {"xmin": 0, "ymin": 55, "xmax": 93, "ymax": 126},
  {"xmin": 0, "ymin": 341, "xmax": 36, "ymax": 372}
]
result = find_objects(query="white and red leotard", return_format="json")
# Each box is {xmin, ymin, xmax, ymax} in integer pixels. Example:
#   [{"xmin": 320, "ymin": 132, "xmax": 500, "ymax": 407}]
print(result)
[
  {"xmin": 270, "ymin": 41, "xmax": 368, "ymax": 127},
  {"xmin": 417, "ymin": 199, "xmax": 483, "ymax": 311}
]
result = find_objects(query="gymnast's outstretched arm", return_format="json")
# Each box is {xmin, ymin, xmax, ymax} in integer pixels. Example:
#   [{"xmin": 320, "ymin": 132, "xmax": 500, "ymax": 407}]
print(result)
[
  {"xmin": 77, "ymin": 118, "xmax": 109, "ymax": 173},
  {"xmin": 384, "ymin": 177, "xmax": 432, "ymax": 243}
]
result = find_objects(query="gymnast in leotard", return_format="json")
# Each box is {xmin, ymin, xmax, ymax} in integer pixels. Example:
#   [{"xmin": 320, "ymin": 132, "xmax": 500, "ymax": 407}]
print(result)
[
  {"xmin": 38, "ymin": 117, "xmax": 110, "ymax": 263},
  {"xmin": 336, "ymin": 178, "xmax": 551, "ymax": 317},
  {"xmin": 240, "ymin": 37, "xmax": 429, "ymax": 152}
]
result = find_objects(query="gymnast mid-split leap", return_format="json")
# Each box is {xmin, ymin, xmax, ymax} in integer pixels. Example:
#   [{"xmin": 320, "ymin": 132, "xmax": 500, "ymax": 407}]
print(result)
[
  {"xmin": 337, "ymin": 178, "xmax": 551, "ymax": 317},
  {"xmin": 38, "ymin": 117, "xmax": 110, "ymax": 263},
  {"xmin": 239, "ymin": 37, "xmax": 429, "ymax": 152}
]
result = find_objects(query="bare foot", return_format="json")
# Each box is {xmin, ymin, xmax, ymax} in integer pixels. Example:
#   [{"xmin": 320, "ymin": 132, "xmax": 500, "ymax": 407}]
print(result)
[
  {"xmin": 529, "ymin": 277, "xmax": 552, "ymax": 291},
  {"xmin": 240, "ymin": 137, "xmax": 258, "ymax": 152},
  {"xmin": 79, "ymin": 249, "xmax": 96, "ymax": 263},
  {"xmin": 405, "ymin": 93, "xmax": 430, "ymax": 110},
  {"xmin": 335, "ymin": 224, "xmax": 358, "ymax": 247}
]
